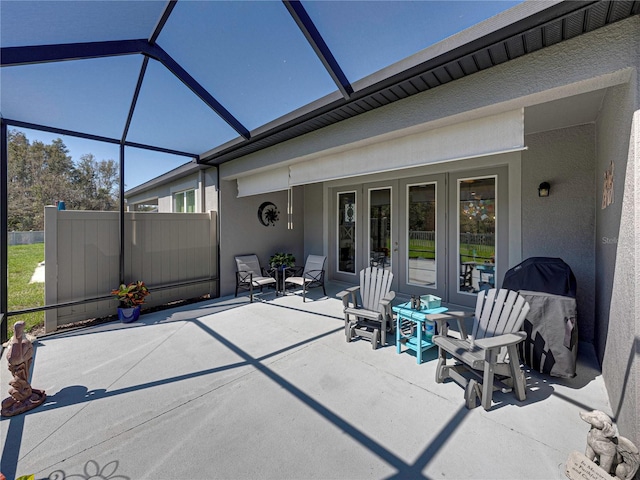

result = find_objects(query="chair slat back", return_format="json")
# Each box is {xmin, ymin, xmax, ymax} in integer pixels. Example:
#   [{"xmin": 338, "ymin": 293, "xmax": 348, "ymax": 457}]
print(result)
[
  {"xmin": 304, "ymin": 255, "xmax": 326, "ymax": 275},
  {"xmin": 235, "ymin": 255, "xmax": 262, "ymax": 276},
  {"xmin": 472, "ymin": 288, "xmax": 530, "ymax": 340},
  {"xmin": 360, "ymin": 267, "xmax": 393, "ymax": 311}
]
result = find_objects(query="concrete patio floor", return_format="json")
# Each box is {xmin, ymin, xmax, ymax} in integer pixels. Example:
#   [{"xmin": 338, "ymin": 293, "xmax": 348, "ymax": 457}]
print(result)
[{"xmin": 1, "ymin": 282, "xmax": 612, "ymax": 480}]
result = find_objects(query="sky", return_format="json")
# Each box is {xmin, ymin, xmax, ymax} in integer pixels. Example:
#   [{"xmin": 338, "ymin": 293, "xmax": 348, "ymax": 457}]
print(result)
[{"xmin": 2, "ymin": 1, "xmax": 524, "ymax": 189}]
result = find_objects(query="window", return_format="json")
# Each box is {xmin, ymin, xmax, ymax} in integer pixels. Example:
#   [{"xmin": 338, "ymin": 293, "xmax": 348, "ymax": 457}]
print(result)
[
  {"xmin": 337, "ymin": 191, "xmax": 356, "ymax": 273},
  {"xmin": 174, "ymin": 189, "xmax": 195, "ymax": 213}
]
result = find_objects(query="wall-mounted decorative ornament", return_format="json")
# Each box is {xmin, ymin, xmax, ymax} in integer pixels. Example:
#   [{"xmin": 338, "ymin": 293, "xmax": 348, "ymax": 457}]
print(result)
[
  {"xmin": 602, "ymin": 160, "xmax": 614, "ymax": 210},
  {"xmin": 258, "ymin": 201, "xmax": 279, "ymax": 227}
]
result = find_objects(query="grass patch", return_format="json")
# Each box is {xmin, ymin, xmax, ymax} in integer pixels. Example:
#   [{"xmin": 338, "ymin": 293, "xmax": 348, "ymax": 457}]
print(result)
[{"xmin": 7, "ymin": 243, "xmax": 45, "ymax": 337}]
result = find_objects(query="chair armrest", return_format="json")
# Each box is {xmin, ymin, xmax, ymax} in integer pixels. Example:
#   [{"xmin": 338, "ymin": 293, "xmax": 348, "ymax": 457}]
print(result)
[
  {"xmin": 304, "ymin": 269, "xmax": 323, "ymax": 281},
  {"xmin": 262, "ymin": 267, "xmax": 277, "ymax": 279},
  {"xmin": 431, "ymin": 311, "xmax": 473, "ymax": 339},
  {"xmin": 236, "ymin": 271, "xmax": 253, "ymax": 284},
  {"xmin": 474, "ymin": 332, "xmax": 527, "ymax": 350},
  {"xmin": 381, "ymin": 291, "xmax": 396, "ymax": 304},
  {"xmin": 336, "ymin": 286, "xmax": 360, "ymax": 309}
]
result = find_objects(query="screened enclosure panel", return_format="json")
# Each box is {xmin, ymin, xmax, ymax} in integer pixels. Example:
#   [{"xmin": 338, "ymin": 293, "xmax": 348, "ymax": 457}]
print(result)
[
  {"xmin": 0, "ymin": 1, "xmax": 165, "ymax": 48},
  {"xmin": 156, "ymin": 1, "xmax": 338, "ymax": 130},
  {"xmin": 126, "ymin": 60, "xmax": 239, "ymax": 154},
  {"xmin": 1, "ymin": 56, "xmax": 143, "ymax": 139},
  {"xmin": 124, "ymin": 147, "xmax": 193, "ymax": 190}
]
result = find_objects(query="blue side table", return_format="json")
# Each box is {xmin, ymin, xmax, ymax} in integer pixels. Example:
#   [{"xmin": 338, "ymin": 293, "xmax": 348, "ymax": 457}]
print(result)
[{"xmin": 393, "ymin": 302, "xmax": 448, "ymax": 364}]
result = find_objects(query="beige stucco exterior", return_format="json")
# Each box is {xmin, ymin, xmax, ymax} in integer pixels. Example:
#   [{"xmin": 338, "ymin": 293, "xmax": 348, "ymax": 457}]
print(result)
[
  {"xmin": 126, "ymin": 16, "xmax": 638, "ymax": 446},
  {"xmin": 217, "ymin": 16, "xmax": 639, "ymax": 446}
]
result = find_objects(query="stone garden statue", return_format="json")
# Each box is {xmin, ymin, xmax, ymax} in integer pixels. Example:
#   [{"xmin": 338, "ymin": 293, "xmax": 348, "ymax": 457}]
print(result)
[
  {"xmin": 579, "ymin": 410, "xmax": 639, "ymax": 480},
  {"xmin": 1, "ymin": 321, "xmax": 46, "ymax": 417}
]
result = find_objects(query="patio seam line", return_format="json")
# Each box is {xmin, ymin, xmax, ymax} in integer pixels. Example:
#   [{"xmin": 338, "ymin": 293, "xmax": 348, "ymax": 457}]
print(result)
[
  {"xmin": 260, "ymin": 298, "xmax": 345, "ymax": 322},
  {"xmin": 31, "ymin": 364, "xmax": 263, "ymax": 479},
  {"xmin": 190, "ymin": 318, "xmax": 429, "ymax": 478},
  {"xmin": 17, "ymin": 320, "xmax": 192, "ymax": 464},
  {"xmin": 18, "ymin": 319, "xmax": 343, "ymax": 472},
  {"xmin": 27, "ymin": 332, "xmax": 340, "ymax": 475}
]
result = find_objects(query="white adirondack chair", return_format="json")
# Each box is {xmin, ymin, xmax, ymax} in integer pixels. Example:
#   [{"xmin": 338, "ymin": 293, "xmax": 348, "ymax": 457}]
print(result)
[
  {"xmin": 432, "ymin": 288, "xmax": 531, "ymax": 410},
  {"xmin": 337, "ymin": 267, "xmax": 395, "ymax": 349}
]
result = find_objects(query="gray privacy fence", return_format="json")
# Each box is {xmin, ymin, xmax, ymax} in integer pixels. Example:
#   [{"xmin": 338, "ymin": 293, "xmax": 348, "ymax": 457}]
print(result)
[
  {"xmin": 8, "ymin": 231, "xmax": 45, "ymax": 245},
  {"xmin": 44, "ymin": 206, "xmax": 218, "ymax": 333}
]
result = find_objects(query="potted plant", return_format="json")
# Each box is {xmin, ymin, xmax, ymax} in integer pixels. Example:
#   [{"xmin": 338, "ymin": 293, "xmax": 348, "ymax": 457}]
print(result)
[
  {"xmin": 111, "ymin": 281, "xmax": 150, "ymax": 323},
  {"xmin": 269, "ymin": 253, "xmax": 295, "ymax": 271}
]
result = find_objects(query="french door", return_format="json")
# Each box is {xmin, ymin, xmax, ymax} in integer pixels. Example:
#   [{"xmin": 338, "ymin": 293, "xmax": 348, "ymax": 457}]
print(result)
[{"xmin": 332, "ymin": 166, "xmax": 507, "ymax": 307}]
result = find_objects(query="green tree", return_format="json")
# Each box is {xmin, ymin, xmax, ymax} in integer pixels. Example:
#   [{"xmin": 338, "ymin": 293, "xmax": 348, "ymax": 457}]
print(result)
[
  {"xmin": 73, "ymin": 154, "xmax": 119, "ymax": 211},
  {"xmin": 7, "ymin": 130, "xmax": 120, "ymax": 230}
]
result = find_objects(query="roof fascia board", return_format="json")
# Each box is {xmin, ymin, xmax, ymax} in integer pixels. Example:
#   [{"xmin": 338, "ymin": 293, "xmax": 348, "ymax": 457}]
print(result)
[
  {"xmin": 198, "ymin": 89, "xmax": 345, "ymax": 161},
  {"xmin": 0, "ymin": 39, "xmax": 148, "ymax": 67},
  {"xmin": 352, "ymin": 0, "xmax": 594, "ymax": 94},
  {"xmin": 283, "ymin": 0, "xmax": 353, "ymax": 99}
]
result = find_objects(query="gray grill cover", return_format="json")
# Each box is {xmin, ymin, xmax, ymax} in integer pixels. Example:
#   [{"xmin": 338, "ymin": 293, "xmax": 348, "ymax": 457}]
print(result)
[{"xmin": 518, "ymin": 290, "xmax": 578, "ymax": 378}]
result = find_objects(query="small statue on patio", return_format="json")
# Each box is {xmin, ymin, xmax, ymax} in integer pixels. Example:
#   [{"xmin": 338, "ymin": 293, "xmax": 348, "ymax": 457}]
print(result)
[
  {"xmin": 1, "ymin": 321, "xmax": 46, "ymax": 417},
  {"xmin": 579, "ymin": 410, "xmax": 639, "ymax": 480}
]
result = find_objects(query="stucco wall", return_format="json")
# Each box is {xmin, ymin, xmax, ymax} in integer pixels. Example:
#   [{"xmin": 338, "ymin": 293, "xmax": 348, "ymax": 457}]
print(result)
[
  {"xmin": 303, "ymin": 183, "xmax": 324, "ymax": 259},
  {"xmin": 219, "ymin": 178, "xmax": 304, "ymax": 297},
  {"xmin": 596, "ymin": 80, "xmax": 639, "ymax": 446},
  {"xmin": 203, "ymin": 168, "xmax": 219, "ymax": 213},
  {"xmin": 126, "ymin": 170, "xmax": 219, "ymax": 213},
  {"xmin": 522, "ymin": 125, "xmax": 596, "ymax": 342}
]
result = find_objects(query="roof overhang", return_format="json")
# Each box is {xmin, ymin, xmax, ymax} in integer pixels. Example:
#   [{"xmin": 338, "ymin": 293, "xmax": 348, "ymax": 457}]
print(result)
[{"xmin": 198, "ymin": 0, "xmax": 639, "ymax": 167}]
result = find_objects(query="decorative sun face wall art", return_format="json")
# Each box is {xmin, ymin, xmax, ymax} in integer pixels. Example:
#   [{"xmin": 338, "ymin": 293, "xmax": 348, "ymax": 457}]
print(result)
[{"xmin": 258, "ymin": 201, "xmax": 280, "ymax": 226}]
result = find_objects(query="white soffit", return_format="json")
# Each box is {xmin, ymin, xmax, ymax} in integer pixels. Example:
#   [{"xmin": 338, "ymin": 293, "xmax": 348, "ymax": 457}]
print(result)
[
  {"xmin": 289, "ymin": 109, "xmax": 524, "ymax": 186},
  {"xmin": 237, "ymin": 166, "xmax": 289, "ymax": 197}
]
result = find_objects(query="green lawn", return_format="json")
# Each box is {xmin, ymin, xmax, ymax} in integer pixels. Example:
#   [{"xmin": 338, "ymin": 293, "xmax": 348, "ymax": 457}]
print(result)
[{"xmin": 7, "ymin": 243, "xmax": 45, "ymax": 337}]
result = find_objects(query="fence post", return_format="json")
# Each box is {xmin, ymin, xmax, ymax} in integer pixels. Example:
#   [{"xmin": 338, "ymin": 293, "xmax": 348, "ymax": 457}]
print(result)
[{"xmin": 44, "ymin": 205, "xmax": 58, "ymax": 333}]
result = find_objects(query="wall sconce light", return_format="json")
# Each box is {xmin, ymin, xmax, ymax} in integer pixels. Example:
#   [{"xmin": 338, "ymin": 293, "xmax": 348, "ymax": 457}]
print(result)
[{"xmin": 538, "ymin": 182, "xmax": 550, "ymax": 197}]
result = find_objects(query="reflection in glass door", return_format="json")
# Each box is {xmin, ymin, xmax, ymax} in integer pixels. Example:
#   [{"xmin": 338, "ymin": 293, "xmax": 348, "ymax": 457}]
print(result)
[
  {"xmin": 458, "ymin": 177, "xmax": 496, "ymax": 294},
  {"xmin": 407, "ymin": 183, "xmax": 437, "ymax": 287},
  {"xmin": 337, "ymin": 191, "xmax": 356, "ymax": 274},
  {"xmin": 368, "ymin": 188, "xmax": 391, "ymax": 271}
]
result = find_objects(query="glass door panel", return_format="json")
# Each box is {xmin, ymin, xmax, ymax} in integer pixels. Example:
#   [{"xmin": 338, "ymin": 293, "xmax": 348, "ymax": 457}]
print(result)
[
  {"xmin": 399, "ymin": 174, "xmax": 445, "ymax": 299},
  {"xmin": 458, "ymin": 176, "xmax": 496, "ymax": 294},
  {"xmin": 337, "ymin": 191, "xmax": 357, "ymax": 274},
  {"xmin": 407, "ymin": 183, "xmax": 436, "ymax": 287},
  {"xmin": 368, "ymin": 188, "xmax": 391, "ymax": 272}
]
